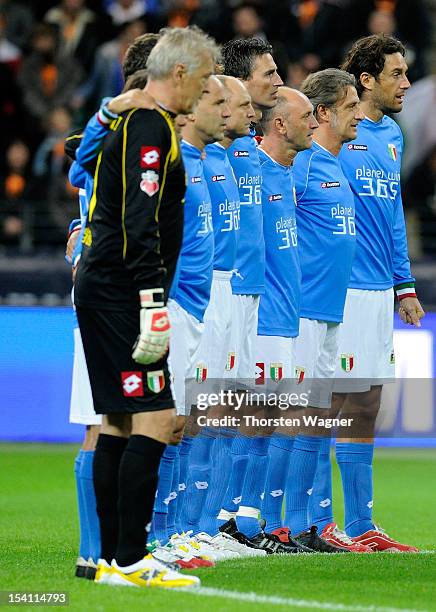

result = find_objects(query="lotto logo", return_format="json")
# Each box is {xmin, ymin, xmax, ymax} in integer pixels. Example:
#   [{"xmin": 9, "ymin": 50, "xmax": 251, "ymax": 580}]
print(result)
[
  {"xmin": 234, "ymin": 150, "xmax": 249, "ymax": 157},
  {"xmin": 319, "ymin": 498, "xmax": 331, "ymax": 508},
  {"xmin": 121, "ymin": 372, "xmax": 144, "ymax": 397},
  {"xmin": 347, "ymin": 143, "xmax": 368, "ymax": 151},
  {"xmin": 255, "ymin": 362, "xmax": 265, "ymax": 385},
  {"xmin": 268, "ymin": 194, "xmax": 282, "ymax": 201},
  {"xmin": 191, "ymin": 176, "xmax": 202, "ymax": 183},
  {"xmin": 195, "ymin": 481, "xmax": 208, "ymax": 490},
  {"xmin": 140, "ymin": 146, "xmax": 160, "ymax": 168},
  {"xmin": 270, "ymin": 489, "xmax": 283, "ymax": 498},
  {"xmin": 321, "ymin": 181, "xmax": 340, "ymax": 189},
  {"xmin": 150, "ymin": 311, "xmax": 170, "ymax": 332},
  {"xmin": 212, "ymin": 174, "xmax": 226, "ymax": 182}
]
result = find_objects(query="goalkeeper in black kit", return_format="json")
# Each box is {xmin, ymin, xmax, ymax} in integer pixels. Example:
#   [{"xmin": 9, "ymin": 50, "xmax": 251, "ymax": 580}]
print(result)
[{"xmin": 74, "ymin": 26, "xmax": 219, "ymax": 588}]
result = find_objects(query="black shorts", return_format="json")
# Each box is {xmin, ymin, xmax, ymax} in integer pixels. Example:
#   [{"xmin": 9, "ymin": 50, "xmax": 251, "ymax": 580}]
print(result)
[{"xmin": 76, "ymin": 306, "xmax": 174, "ymax": 414}]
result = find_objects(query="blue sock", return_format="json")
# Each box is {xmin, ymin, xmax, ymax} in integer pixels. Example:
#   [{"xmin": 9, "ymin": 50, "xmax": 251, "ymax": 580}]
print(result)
[
  {"xmin": 79, "ymin": 450, "xmax": 101, "ymax": 563},
  {"xmin": 262, "ymin": 433, "xmax": 294, "ymax": 532},
  {"xmin": 236, "ymin": 436, "xmax": 270, "ymax": 538},
  {"xmin": 336, "ymin": 442, "xmax": 375, "ymax": 537},
  {"xmin": 285, "ymin": 435, "xmax": 321, "ymax": 535},
  {"xmin": 220, "ymin": 433, "xmax": 251, "ymax": 522},
  {"xmin": 74, "ymin": 449, "xmax": 89, "ymax": 560},
  {"xmin": 308, "ymin": 438, "xmax": 333, "ymax": 532},
  {"xmin": 150, "ymin": 445, "xmax": 177, "ymax": 544},
  {"xmin": 167, "ymin": 447, "xmax": 180, "ymax": 537},
  {"xmin": 175, "ymin": 436, "xmax": 193, "ymax": 533},
  {"xmin": 198, "ymin": 429, "xmax": 234, "ymax": 536},
  {"xmin": 183, "ymin": 429, "xmax": 217, "ymax": 534}
]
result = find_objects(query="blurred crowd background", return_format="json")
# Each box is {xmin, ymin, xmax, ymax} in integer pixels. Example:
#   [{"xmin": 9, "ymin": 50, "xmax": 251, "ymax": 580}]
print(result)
[{"xmin": 0, "ymin": 0, "xmax": 435, "ymax": 305}]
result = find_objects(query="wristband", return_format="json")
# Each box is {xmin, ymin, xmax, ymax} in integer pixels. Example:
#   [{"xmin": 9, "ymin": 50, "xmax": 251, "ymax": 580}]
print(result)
[
  {"xmin": 68, "ymin": 218, "xmax": 81, "ymax": 238},
  {"xmin": 97, "ymin": 103, "xmax": 118, "ymax": 126},
  {"xmin": 139, "ymin": 288, "xmax": 164, "ymax": 308},
  {"xmin": 395, "ymin": 282, "xmax": 417, "ymax": 300}
]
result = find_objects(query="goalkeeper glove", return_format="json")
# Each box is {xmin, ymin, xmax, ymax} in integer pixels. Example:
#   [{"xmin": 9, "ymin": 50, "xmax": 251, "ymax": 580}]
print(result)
[{"xmin": 132, "ymin": 288, "xmax": 170, "ymax": 365}]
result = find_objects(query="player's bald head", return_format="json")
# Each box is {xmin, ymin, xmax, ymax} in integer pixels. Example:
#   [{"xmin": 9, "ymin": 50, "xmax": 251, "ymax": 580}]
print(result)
[
  {"xmin": 217, "ymin": 74, "xmax": 248, "ymax": 98},
  {"xmin": 261, "ymin": 86, "xmax": 318, "ymax": 153},
  {"xmin": 261, "ymin": 87, "xmax": 312, "ymax": 134}
]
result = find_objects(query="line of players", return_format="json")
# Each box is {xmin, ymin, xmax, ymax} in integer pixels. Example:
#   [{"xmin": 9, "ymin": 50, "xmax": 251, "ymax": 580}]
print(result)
[{"xmin": 66, "ymin": 29, "xmax": 424, "ymax": 587}]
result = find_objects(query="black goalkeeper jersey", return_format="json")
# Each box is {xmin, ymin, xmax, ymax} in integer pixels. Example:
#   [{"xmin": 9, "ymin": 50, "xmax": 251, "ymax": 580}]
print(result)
[{"xmin": 74, "ymin": 107, "xmax": 185, "ymax": 310}]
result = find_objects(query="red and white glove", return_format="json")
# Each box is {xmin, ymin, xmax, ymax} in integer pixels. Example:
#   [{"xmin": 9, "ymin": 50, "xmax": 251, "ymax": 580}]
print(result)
[{"xmin": 132, "ymin": 288, "xmax": 170, "ymax": 365}]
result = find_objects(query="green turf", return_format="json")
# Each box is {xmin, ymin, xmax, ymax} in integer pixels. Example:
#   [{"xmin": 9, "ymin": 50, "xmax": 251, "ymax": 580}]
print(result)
[{"xmin": 0, "ymin": 444, "xmax": 435, "ymax": 611}]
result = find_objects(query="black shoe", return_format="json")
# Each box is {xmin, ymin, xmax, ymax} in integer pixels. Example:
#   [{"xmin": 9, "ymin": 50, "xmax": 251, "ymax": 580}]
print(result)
[
  {"xmin": 75, "ymin": 563, "xmax": 87, "ymax": 579},
  {"xmin": 294, "ymin": 525, "xmax": 349, "ymax": 553},
  {"xmin": 244, "ymin": 531, "xmax": 313, "ymax": 555},
  {"xmin": 75, "ymin": 558, "xmax": 97, "ymax": 579},
  {"xmin": 247, "ymin": 531, "xmax": 313, "ymax": 554},
  {"xmin": 219, "ymin": 517, "xmax": 239, "ymax": 536},
  {"xmin": 85, "ymin": 565, "xmax": 97, "ymax": 580},
  {"xmin": 218, "ymin": 518, "xmax": 263, "ymax": 550},
  {"xmin": 219, "ymin": 519, "xmax": 312, "ymax": 553}
]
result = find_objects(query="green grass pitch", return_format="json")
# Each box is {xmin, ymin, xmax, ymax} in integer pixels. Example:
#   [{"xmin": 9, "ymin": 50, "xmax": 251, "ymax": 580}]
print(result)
[{"xmin": 1, "ymin": 444, "xmax": 435, "ymax": 611}]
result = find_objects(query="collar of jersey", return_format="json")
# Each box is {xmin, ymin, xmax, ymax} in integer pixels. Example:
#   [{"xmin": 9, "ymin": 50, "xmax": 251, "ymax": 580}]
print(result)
[
  {"xmin": 181, "ymin": 139, "xmax": 202, "ymax": 157},
  {"xmin": 258, "ymin": 146, "xmax": 291, "ymax": 171},
  {"xmin": 312, "ymin": 140, "xmax": 338, "ymax": 160}
]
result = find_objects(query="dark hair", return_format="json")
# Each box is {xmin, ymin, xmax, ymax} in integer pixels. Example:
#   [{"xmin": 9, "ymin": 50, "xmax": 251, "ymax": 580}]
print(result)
[
  {"xmin": 122, "ymin": 32, "xmax": 160, "ymax": 80},
  {"xmin": 221, "ymin": 37, "xmax": 272, "ymax": 81},
  {"xmin": 122, "ymin": 68, "xmax": 148, "ymax": 92},
  {"xmin": 341, "ymin": 34, "xmax": 405, "ymax": 97},
  {"xmin": 301, "ymin": 68, "xmax": 356, "ymax": 117}
]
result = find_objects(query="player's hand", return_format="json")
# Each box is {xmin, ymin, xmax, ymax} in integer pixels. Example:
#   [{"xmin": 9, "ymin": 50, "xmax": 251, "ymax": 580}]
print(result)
[
  {"xmin": 108, "ymin": 89, "xmax": 157, "ymax": 115},
  {"xmin": 65, "ymin": 227, "xmax": 81, "ymax": 264},
  {"xmin": 398, "ymin": 297, "xmax": 425, "ymax": 328},
  {"xmin": 132, "ymin": 289, "xmax": 170, "ymax": 365}
]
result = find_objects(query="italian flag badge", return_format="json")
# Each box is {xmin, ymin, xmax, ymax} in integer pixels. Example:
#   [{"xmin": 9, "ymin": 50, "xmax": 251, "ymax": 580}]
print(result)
[
  {"xmin": 147, "ymin": 370, "xmax": 165, "ymax": 393},
  {"xmin": 270, "ymin": 363, "xmax": 283, "ymax": 382},
  {"xmin": 295, "ymin": 366, "xmax": 305, "ymax": 385},
  {"xmin": 340, "ymin": 354, "xmax": 354, "ymax": 372},
  {"xmin": 388, "ymin": 143, "xmax": 397, "ymax": 161},
  {"xmin": 225, "ymin": 352, "xmax": 236, "ymax": 371},
  {"xmin": 196, "ymin": 364, "xmax": 208, "ymax": 383}
]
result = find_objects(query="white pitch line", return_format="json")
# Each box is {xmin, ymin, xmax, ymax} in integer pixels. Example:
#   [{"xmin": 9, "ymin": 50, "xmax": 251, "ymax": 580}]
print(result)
[{"xmin": 175, "ymin": 586, "xmax": 428, "ymax": 612}]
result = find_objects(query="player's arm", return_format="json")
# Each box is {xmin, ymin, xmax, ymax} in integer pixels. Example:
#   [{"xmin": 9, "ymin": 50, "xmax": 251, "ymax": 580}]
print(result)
[
  {"xmin": 392, "ymin": 188, "xmax": 425, "ymax": 327},
  {"xmin": 122, "ymin": 110, "xmax": 174, "ymax": 364},
  {"xmin": 77, "ymin": 92, "xmax": 158, "ymax": 174}
]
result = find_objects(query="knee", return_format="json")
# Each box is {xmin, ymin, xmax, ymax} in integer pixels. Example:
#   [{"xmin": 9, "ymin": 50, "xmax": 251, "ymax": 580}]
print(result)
[
  {"xmin": 169, "ymin": 415, "xmax": 186, "ymax": 445},
  {"xmin": 82, "ymin": 424, "xmax": 101, "ymax": 451}
]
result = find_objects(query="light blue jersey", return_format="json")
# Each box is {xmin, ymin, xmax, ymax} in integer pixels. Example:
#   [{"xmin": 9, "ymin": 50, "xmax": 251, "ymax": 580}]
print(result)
[
  {"xmin": 203, "ymin": 142, "xmax": 240, "ymax": 272},
  {"xmin": 257, "ymin": 148, "xmax": 300, "ymax": 337},
  {"xmin": 169, "ymin": 140, "xmax": 214, "ymax": 322},
  {"xmin": 293, "ymin": 141, "xmax": 356, "ymax": 323},
  {"xmin": 227, "ymin": 131, "xmax": 265, "ymax": 295},
  {"xmin": 339, "ymin": 116, "xmax": 414, "ymax": 290},
  {"xmin": 68, "ymin": 104, "xmax": 114, "ymax": 264}
]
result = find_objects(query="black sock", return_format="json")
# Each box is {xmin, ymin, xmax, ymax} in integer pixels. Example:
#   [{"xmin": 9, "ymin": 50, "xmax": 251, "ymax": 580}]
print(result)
[
  {"xmin": 116, "ymin": 434, "xmax": 166, "ymax": 567},
  {"xmin": 93, "ymin": 433, "xmax": 128, "ymax": 563}
]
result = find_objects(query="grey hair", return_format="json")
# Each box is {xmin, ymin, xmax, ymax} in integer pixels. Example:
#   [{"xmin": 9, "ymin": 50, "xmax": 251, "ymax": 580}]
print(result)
[
  {"xmin": 146, "ymin": 26, "xmax": 220, "ymax": 79},
  {"xmin": 301, "ymin": 68, "xmax": 357, "ymax": 117}
]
